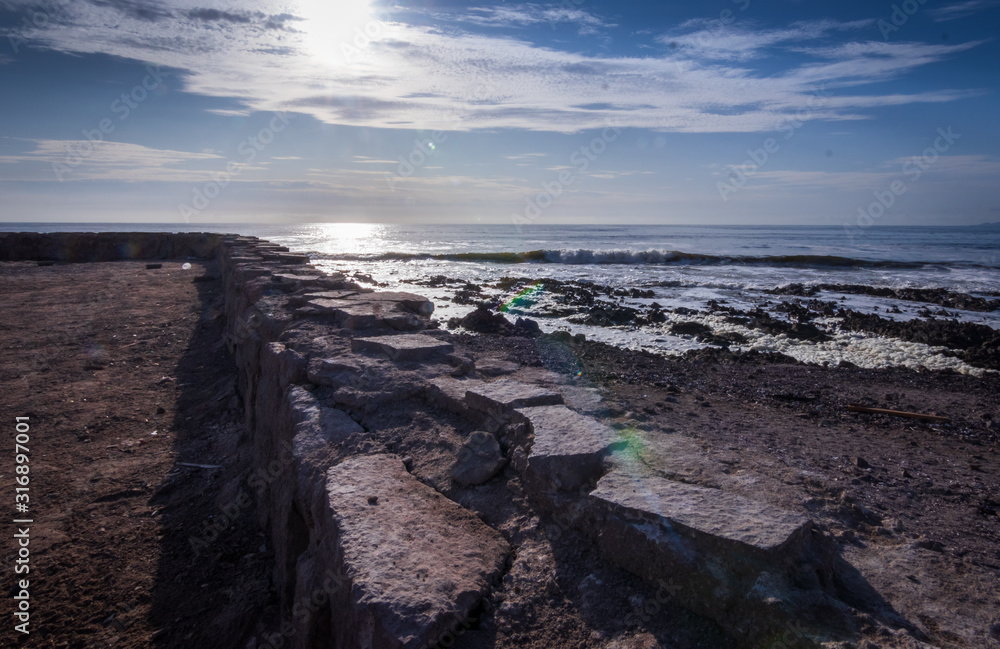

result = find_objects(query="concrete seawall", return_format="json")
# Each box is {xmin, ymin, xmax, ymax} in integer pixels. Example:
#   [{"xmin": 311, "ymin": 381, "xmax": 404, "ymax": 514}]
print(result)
[
  {"xmin": 213, "ymin": 235, "xmax": 872, "ymax": 649},
  {"xmin": 3, "ymin": 231, "xmax": 916, "ymax": 649}
]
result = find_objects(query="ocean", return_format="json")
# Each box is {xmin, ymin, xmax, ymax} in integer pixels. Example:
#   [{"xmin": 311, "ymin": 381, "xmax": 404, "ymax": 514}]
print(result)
[{"xmin": 5, "ymin": 223, "xmax": 999, "ymax": 373}]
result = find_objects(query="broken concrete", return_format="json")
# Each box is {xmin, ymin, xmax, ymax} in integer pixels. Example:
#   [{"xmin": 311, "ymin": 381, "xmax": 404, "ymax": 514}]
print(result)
[
  {"xmin": 514, "ymin": 404, "xmax": 620, "ymax": 495},
  {"xmin": 465, "ymin": 380, "xmax": 564, "ymax": 420},
  {"xmin": 451, "ymin": 431, "xmax": 505, "ymax": 486},
  {"xmin": 305, "ymin": 297, "xmax": 426, "ymax": 331},
  {"xmin": 589, "ymin": 470, "xmax": 843, "ymax": 648},
  {"xmin": 352, "ymin": 334, "xmax": 455, "ymax": 362},
  {"xmin": 118, "ymin": 231, "xmax": 929, "ymax": 649},
  {"xmin": 298, "ymin": 454, "xmax": 510, "ymax": 649}
]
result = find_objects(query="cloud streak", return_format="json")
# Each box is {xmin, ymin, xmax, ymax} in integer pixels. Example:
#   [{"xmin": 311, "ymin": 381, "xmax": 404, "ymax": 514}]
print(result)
[
  {"xmin": 0, "ymin": 139, "xmax": 232, "ymax": 182},
  {"xmin": 927, "ymin": 0, "xmax": 1000, "ymax": 21}
]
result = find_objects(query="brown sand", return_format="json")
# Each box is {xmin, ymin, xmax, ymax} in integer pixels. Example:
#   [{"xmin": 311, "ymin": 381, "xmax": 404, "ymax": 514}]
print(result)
[{"xmin": 0, "ymin": 260, "xmax": 269, "ymax": 648}]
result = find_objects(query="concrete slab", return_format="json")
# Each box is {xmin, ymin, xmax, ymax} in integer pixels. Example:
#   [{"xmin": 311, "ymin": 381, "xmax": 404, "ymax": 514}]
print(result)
[
  {"xmin": 307, "ymin": 357, "xmax": 368, "ymax": 389},
  {"xmin": 269, "ymin": 252, "xmax": 310, "ymax": 264},
  {"xmin": 311, "ymin": 454, "xmax": 510, "ymax": 649},
  {"xmin": 425, "ymin": 376, "xmax": 483, "ymax": 419},
  {"xmin": 587, "ymin": 471, "xmax": 836, "ymax": 648},
  {"xmin": 352, "ymin": 334, "xmax": 454, "ymax": 362},
  {"xmin": 591, "ymin": 471, "xmax": 812, "ymax": 554},
  {"xmin": 306, "ymin": 297, "xmax": 424, "ymax": 331},
  {"xmin": 515, "ymin": 405, "xmax": 618, "ymax": 492},
  {"xmin": 475, "ymin": 358, "xmax": 520, "ymax": 377},
  {"xmin": 465, "ymin": 380, "xmax": 563, "ymax": 420}
]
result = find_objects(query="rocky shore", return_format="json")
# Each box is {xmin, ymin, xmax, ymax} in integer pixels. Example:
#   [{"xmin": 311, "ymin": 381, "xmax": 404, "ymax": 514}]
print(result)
[{"xmin": 1, "ymin": 232, "xmax": 998, "ymax": 649}]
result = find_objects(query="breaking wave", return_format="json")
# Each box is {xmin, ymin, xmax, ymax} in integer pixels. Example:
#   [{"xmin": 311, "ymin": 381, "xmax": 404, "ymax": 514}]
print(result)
[{"xmin": 307, "ymin": 249, "xmax": 951, "ymax": 269}]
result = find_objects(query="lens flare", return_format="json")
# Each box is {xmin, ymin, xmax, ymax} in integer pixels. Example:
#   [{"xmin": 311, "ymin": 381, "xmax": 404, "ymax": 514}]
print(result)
[{"xmin": 499, "ymin": 280, "xmax": 543, "ymax": 313}]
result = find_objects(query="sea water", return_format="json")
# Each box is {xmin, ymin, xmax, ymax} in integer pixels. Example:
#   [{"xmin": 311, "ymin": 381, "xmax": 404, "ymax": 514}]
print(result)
[{"xmin": 6, "ymin": 223, "xmax": 998, "ymax": 373}]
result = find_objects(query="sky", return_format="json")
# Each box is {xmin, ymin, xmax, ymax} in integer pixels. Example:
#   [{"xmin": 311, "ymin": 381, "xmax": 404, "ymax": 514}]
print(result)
[{"xmin": 0, "ymin": 0, "xmax": 998, "ymax": 226}]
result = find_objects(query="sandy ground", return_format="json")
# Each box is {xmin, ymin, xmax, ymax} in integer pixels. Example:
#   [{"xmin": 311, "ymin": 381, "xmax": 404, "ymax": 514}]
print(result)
[{"xmin": 0, "ymin": 260, "xmax": 270, "ymax": 648}]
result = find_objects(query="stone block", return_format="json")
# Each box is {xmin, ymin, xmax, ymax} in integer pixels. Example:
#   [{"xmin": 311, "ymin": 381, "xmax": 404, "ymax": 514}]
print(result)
[
  {"xmin": 465, "ymin": 380, "xmax": 563, "ymax": 420},
  {"xmin": 351, "ymin": 334, "xmax": 454, "ymax": 362},
  {"xmin": 589, "ymin": 471, "xmax": 839, "ymax": 648},
  {"xmin": 450, "ymin": 431, "xmax": 505, "ymax": 486},
  {"xmin": 301, "ymin": 454, "xmax": 510, "ymax": 649},
  {"xmin": 306, "ymin": 298, "xmax": 425, "ymax": 331},
  {"xmin": 424, "ymin": 376, "xmax": 483, "ymax": 419},
  {"xmin": 514, "ymin": 405, "xmax": 618, "ymax": 493}
]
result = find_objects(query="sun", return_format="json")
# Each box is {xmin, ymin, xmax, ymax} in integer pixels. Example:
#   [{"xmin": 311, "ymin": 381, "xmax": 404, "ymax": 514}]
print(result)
[{"xmin": 297, "ymin": 0, "xmax": 392, "ymax": 68}]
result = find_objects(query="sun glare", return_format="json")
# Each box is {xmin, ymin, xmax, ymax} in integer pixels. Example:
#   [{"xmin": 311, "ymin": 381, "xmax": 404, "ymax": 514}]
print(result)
[
  {"xmin": 297, "ymin": 0, "xmax": 390, "ymax": 67},
  {"xmin": 311, "ymin": 222, "xmax": 387, "ymax": 255}
]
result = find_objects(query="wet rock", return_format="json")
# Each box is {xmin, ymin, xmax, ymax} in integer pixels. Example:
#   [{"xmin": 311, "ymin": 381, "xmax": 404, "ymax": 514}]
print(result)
[
  {"xmin": 835, "ymin": 309, "xmax": 1000, "ymax": 370},
  {"xmin": 772, "ymin": 283, "xmax": 1000, "ymax": 312},
  {"xmin": 451, "ymin": 431, "xmax": 505, "ymax": 486},
  {"xmin": 451, "ymin": 305, "xmax": 514, "ymax": 335},
  {"xmin": 670, "ymin": 321, "xmax": 712, "ymax": 337},
  {"xmin": 571, "ymin": 303, "xmax": 639, "ymax": 327},
  {"xmin": 682, "ymin": 347, "xmax": 799, "ymax": 365},
  {"xmin": 513, "ymin": 317, "xmax": 542, "ymax": 337}
]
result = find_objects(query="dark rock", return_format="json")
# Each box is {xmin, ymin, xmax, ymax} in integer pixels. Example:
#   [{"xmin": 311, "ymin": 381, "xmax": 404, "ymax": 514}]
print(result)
[
  {"xmin": 670, "ymin": 321, "xmax": 712, "ymax": 337},
  {"xmin": 451, "ymin": 431, "xmax": 505, "ymax": 486},
  {"xmin": 454, "ymin": 305, "xmax": 514, "ymax": 335}
]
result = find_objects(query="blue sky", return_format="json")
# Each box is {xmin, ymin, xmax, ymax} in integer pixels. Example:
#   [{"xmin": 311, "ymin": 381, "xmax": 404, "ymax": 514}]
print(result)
[{"xmin": 0, "ymin": 0, "xmax": 998, "ymax": 226}]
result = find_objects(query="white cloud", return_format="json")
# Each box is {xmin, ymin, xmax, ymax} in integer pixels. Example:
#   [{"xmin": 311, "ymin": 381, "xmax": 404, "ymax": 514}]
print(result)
[
  {"xmin": 928, "ymin": 0, "xmax": 1000, "ymax": 21},
  {"xmin": 731, "ymin": 155, "xmax": 1000, "ymax": 191},
  {"xmin": 351, "ymin": 156, "xmax": 401, "ymax": 164},
  {"xmin": 657, "ymin": 19, "xmax": 873, "ymax": 61},
  {"xmin": 503, "ymin": 153, "xmax": 548, "ymax": 160},
  {"xmin": 0, "ymin": 139, "xmax": 235, "ymax": 181},
  {"xmin": 457, "ymin": 4, "xmax": 614, "ymax": 31},
  {"xmin": 0, "ymin": 1, "xmax": 983, "ymax": 134}
]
